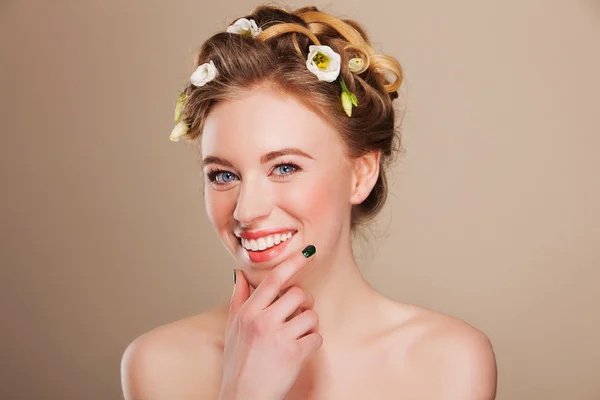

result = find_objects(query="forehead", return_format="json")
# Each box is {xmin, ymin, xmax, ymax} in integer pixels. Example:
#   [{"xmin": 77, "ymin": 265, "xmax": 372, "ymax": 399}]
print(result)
[{"xmin": 201, "ymin": 87, "xmax": 344, "ymax": 160}]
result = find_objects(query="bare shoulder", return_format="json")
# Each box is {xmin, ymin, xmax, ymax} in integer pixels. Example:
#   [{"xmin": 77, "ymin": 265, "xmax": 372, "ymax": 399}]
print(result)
[
  {"xmin": 384, "ymin": 300, "xmax": 497, "ymax": 399},
  {"xmin": 120, "ymin": 303, "xmax": 228, "ymax": 400}
]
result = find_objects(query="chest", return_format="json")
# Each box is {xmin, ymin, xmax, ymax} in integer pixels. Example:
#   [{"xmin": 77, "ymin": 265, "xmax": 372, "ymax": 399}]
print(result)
[
  {"xmin": 284, "ymin": 350, "xmax": 402, "ymax": 400},
  {"xmin": 285, "ymin": 369, "xmax": 431, "ymax": 400},
  {"xmin": 180, "ymin": 330, "xmax": 437, "ymax": 399}
]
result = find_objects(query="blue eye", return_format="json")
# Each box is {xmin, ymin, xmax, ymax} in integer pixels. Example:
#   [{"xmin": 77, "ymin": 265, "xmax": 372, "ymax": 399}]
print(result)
[
  {"xmin": 273, "ymin": 164, "xmax": 298, "ymax": 176},
  {"xmin": 206, "ymin": 162, "xmax": 301, "ymax": 187},
  {"xmin": 207, "ymin": 170, "xmax": 238, "ymax": 184},
  {"xmin": 217, "ymin": 172, "xmax": 237, "ymax": 182}
]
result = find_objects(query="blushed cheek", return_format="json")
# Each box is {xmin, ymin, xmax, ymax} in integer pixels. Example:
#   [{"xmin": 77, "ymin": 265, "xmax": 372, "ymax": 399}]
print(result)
[
  {"xmin": 204, "ymin": 190, "xmax": 234, "ymax": 231},
  {"xmin": 282, "ymin": 173, "xmax": 350, "ymax": 233}
]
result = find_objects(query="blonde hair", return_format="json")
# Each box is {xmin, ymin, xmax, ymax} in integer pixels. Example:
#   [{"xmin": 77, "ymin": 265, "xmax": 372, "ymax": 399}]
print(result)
[{"xmin": 181, "ymin": 5, "xmax": 404, "ymax": 230}]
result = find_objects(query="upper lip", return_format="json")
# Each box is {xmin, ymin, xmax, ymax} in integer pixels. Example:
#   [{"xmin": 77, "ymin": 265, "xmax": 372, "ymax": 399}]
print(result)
[{"xmin": 235, "ymin": 228, "xmax": 297, "ymax": 240}]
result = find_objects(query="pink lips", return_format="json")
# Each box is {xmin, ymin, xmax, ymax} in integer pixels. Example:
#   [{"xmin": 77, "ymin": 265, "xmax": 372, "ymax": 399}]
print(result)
[{"xmin": 236, "ymin": 229, "xmax": 297, "ymax": 264}]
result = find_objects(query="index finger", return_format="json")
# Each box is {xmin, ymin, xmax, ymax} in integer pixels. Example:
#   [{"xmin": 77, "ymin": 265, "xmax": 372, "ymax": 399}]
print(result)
[{"xmin": 249, "ymin": 244, "xmax": 316, "ymax": 310}]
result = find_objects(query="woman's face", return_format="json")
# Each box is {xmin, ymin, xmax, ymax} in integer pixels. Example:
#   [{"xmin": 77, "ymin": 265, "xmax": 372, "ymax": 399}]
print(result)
[{"xmin": 201, "ymin": 86, "xmax": 355, "ymax": 276}]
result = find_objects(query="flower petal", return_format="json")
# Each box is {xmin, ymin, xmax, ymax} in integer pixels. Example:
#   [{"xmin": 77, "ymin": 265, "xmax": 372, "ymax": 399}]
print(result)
[
  {"xmin": 226, "ymin": 18, "xmax": 262, "ymax": 38},
  {"xmin": 349, "ymin": 57, "xmax": 365, "ymax": 73},
  {"xmin": 306, "ymin": 45, "xmax": 341, "ymax": 82},
  {"xmin": 190, "ymin": 60, "xmax": 217, "ymax": 87},
  {"xmin": 170, "ymin": 120, "xmax": 189, "ymax": 142}
]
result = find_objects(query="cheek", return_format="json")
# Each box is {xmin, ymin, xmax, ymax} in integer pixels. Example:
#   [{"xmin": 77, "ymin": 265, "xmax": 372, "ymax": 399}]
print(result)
[
  {"xmin": 204, "ymin": 189, "xmax": 234, "ymax": 229},
  {"xmin": 279, "ymin": 171, "xmax": 351, "ymax": 224}
]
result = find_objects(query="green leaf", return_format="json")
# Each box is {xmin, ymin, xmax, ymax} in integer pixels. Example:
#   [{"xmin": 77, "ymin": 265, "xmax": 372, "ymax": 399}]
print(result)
[{"xmin": 174, "ymin": 92, "xmax": 186, "ymax": 122}]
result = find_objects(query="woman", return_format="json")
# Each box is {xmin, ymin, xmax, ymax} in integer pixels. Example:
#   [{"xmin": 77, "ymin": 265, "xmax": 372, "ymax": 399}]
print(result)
[{"xmin": 121, "ymin": 5, "xmax": 497, "ymax": 399}]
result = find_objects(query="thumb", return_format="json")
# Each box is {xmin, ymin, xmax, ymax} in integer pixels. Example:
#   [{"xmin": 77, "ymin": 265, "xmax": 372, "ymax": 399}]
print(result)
[{"xmin": 227, "ymin": 269, "xmax": 250, "ymax": 330}]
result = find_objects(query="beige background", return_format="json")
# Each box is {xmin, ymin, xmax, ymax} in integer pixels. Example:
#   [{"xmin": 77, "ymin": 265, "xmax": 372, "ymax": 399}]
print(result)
[{"xmin": 1, "ymin": 0, "xmax": 599, "ymax": 399}]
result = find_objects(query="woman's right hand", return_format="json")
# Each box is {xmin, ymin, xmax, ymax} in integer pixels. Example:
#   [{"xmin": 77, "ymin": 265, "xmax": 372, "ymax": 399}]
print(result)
[{"xmin": 217, "ymin": 245, "xmax": 322, "ymax": 400}]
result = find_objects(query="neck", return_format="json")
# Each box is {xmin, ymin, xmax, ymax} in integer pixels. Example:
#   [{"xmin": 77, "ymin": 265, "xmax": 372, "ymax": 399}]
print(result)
[{"xmin": 283, "ymin": 233, "xmax": 379, "ymax": 341}]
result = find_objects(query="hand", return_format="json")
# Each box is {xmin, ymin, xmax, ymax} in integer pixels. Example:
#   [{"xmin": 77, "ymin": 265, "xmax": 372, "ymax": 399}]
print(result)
[{"xmin": 218, "ymin": 245, "xmax": 322, "ymax": 400}]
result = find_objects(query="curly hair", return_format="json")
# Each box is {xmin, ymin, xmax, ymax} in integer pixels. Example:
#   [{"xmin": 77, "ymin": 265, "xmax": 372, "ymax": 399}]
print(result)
[{"xmin": 178, "ymin": 5, "xmax": 404, "ymax": 230}]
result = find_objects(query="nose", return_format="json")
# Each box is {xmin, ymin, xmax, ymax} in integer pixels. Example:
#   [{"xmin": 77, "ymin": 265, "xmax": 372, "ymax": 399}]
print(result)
[{"xmin": 233, "ymin": 179, "xmax": 273, "ymax": 226}]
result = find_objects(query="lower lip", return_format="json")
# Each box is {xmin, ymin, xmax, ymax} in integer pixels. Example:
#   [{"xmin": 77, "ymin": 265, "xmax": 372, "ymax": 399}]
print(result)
[{"xmin": 241, "ymin": 235, "xmax": 295, "ymax": 264}]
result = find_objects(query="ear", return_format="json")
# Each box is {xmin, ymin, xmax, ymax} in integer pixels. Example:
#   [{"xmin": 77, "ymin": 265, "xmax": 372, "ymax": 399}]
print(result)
[{"xmin": 350, "ymin": 150, "xmax": 381, "ymax": 205}]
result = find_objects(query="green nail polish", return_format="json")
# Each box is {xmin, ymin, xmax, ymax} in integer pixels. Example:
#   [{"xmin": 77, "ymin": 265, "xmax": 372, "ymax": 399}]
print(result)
[
  {"xmin": 302, "ymin": 245, "xmax": 316, "ymax": 258},
  {"xmin": 233, "ymin": 269, "xmax": 237, "ymax": 284}
]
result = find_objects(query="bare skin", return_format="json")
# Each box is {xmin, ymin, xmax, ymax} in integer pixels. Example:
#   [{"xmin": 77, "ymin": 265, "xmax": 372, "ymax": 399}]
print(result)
[
  {"xmin": 121, "ymin": 87, "xmax": 497, "ymax": 399},
  {"xmin": 121, "ymin": 289, "xmax": 496, "ymax": 399}
]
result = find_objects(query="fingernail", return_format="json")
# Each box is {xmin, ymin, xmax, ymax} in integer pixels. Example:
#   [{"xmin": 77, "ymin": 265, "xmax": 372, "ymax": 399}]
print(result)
[
  {"xmin": 302, "ymin": 245, "xmax": 316, "ymax": 258},
  {"xmin": 233, "ymin": 269, "xmax": 237, "ymax": 284}
]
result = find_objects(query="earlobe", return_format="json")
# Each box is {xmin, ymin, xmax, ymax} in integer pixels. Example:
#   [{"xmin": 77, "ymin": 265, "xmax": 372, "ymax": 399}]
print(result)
[{"xmin": 350, "ymin": 150, "xmax": 381, "ymax": 205}]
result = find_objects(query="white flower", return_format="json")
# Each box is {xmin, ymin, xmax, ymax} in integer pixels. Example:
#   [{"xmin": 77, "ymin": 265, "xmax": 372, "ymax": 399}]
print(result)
[
  {"xmin": 190, "ymin": 60, "xmax": 217, "ymax": 87},
  {"xmin": 349, "ymin": 57, "xmax": 365, "ymax": 73},
  {"xmin": 306, "ymin": 45, "xmax": 341, "ymax": 82},
  {"xmin": 226, "ymin": 18, "xmax": 262, "ymax": 38},
  {"xmin": 169, "ymin": 120, "xmax": 189, "ymax": 142}
]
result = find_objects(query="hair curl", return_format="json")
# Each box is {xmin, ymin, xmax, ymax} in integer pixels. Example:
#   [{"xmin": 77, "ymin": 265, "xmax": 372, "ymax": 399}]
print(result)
[{"xmin": 180, "ymin": 5, "xmax": 404, "ymax": 230}]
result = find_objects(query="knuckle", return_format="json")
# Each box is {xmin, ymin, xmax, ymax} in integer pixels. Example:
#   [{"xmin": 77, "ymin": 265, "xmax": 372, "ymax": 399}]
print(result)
[
  {"xmin": 248, "ymin": 314, "xmax": 271, "ymax": 338},
  {"xmin": 305, "ymin": 309, "xmax": 319, "ymax": 323},
  {"xmin": 314, "ymin": 333, "xmax": 324, "ymax": 348},
  {"xmin": 286, "ymin": 286, "xmax": 304, "ymax": 300},
  {"xmin": 249, "ymin": 320, "xmax": 265, "ymax": 337},
  {"xmin": 305, "ymin": 292, "xmax": 315, "ymax": 306}
]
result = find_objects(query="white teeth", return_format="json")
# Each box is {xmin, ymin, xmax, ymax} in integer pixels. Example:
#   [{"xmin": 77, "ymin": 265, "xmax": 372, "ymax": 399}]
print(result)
[
  {"xmin": 240, "ymin": 231, "xmax": 295, "ymax": 251},
  {"xmin": 257, "ymin": 237, "xmax": 267, "ymax": 251}
]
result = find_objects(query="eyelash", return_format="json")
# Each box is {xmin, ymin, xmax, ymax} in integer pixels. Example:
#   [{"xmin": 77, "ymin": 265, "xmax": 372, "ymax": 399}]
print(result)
[{"xmin": 206, "ymin": 162, "xmax": 302, "ymax": 186}]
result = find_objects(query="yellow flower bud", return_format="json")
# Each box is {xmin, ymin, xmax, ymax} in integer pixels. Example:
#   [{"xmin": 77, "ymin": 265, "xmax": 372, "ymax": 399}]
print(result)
[
  {"xmin": 170, "ymin": 120, "xmax": 190, "ymax": 142},
  {"xmin": 341, "ymin": 91, "xmax": 353, "ymax": 117}
]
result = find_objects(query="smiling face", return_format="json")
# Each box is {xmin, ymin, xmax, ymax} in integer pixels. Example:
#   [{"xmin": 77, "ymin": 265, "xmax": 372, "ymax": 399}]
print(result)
[{"xmin": 201, "ymin": 86, "xmax": 356, "ymax": 277}]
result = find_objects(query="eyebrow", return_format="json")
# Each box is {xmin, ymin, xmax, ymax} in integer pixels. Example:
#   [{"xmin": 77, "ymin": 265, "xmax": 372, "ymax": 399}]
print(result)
[{"xmin": 201, "ymin": 148, "xmax": 314, "ymax": 168}]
